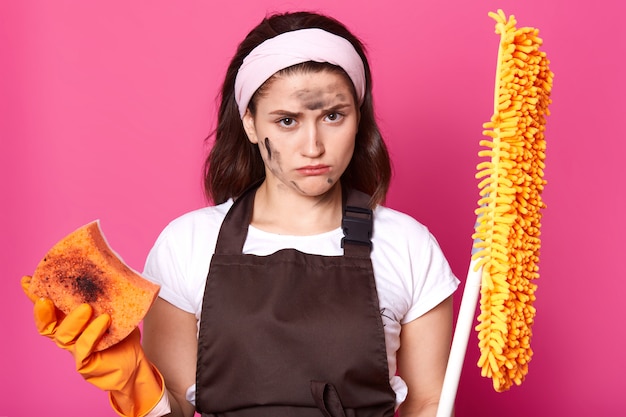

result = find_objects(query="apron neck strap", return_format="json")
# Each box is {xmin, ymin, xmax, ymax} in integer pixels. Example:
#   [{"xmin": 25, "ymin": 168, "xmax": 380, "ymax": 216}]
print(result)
[
  {"xmin": 214, "ymin": 183, "xmax": 373, "ymax": 258},
  {"xmin": 341, "ymin": 189, "xmax": 373, "ymax": 258},
  {"xmin": 213, "ymin": 182, "xmax": 258, "ymax": 255}
]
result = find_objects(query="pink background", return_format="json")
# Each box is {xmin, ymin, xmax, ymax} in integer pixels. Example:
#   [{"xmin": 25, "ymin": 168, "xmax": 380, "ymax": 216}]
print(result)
[{"xmin": 2, "ymin": 0, "xmax": 624, "ymax": 415}]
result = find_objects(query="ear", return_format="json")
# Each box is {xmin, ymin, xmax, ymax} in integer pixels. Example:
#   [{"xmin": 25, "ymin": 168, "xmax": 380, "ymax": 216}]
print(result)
[{"xmin": 242, "ymin": 109, "xmax": 259, "ymax": 144}]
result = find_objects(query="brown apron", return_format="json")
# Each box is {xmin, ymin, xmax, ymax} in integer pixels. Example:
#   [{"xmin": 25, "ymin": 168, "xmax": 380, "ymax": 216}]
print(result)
[{"xmin": 196, "ymin": 184, "xmax": 396, "ymax": 417}]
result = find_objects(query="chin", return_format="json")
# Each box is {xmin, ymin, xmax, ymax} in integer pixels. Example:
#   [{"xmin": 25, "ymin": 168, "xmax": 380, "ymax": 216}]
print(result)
[{"xmin": 294, "ymin": 180, "xmax": 340, "ymax": 197}]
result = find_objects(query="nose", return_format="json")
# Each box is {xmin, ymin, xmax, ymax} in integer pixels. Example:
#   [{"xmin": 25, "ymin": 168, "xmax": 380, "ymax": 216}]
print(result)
[{"xmin": 301, "ymin": 123, "xmax": 325, "ymax": 158}]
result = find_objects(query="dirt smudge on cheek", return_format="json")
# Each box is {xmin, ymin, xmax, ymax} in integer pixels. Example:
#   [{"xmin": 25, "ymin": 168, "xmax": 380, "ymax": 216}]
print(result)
[
  {"xmin": 290, "ymin": 181, "xmax": 308, "ymax": 195},
  {"xmin": 263, "ymin": 137, "xmax": 282, "ymax": 173},
  {"xmin": 264, "ymin": 137, "xmax": 272, "ymax": 160}
]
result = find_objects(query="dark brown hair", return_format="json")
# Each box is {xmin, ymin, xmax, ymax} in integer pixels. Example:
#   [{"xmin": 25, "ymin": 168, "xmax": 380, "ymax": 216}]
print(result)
[{"xmin": 204, "ymin": 11, "xmax": 392, "ymax": 207}]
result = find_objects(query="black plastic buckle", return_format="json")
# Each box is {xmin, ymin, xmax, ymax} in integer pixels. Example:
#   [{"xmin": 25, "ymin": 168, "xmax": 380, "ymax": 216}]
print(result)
[{"xmin": 341, "ymin": 205, "xmax": 373, "ymax": 248}]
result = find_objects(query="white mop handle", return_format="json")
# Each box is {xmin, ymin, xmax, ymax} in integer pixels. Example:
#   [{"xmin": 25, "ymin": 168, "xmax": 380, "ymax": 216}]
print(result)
[{"xmin": 436, "ymin": 258, "xmax": 483, "ymax": 417}]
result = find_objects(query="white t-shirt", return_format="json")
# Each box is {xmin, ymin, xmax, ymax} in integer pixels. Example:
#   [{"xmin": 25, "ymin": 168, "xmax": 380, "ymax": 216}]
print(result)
[{"xmin": 143, "ymin": 199, "xmax": 460, "ymax": 409}]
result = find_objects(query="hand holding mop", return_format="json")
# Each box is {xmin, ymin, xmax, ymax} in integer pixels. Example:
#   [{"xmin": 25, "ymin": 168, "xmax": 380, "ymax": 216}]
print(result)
[{"xmin": 436, "ymin": 9, "xmax": 554, "ymax": 416}]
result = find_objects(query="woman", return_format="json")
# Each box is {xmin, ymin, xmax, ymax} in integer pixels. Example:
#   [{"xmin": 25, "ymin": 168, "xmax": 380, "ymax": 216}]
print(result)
[{"xmin": 24, "ymin": 11, "xmax": 459, "ymax": 417}]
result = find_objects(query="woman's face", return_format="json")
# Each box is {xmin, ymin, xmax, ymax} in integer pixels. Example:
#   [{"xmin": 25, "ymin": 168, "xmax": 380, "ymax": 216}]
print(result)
[{"xmin": 242, "ymin": 69, "xmax": 359, "ymax": 199}]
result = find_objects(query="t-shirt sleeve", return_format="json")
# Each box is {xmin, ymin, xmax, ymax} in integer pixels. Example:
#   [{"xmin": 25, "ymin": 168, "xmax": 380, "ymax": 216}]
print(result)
[
  {"xmin": 143, "ymin": 226, "xmax": 197, "ymax": 314},
  {"xmin": 402, "ymin": 231, "xmax": 460, "ymax": 324}
]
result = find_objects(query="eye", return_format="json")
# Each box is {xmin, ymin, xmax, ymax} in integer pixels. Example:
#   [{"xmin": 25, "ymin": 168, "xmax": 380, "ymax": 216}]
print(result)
[
  {"xmin": 278, "ymin": 117, "xmax": 295, "ymax": 127},
  {"xmin": 325, "ymin": 112, "xmax": 344, "ymax": 122}
]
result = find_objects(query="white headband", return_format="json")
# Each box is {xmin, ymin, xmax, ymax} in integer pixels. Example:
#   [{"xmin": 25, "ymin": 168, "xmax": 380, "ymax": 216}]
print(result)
[{"xmin": 234, "ymin": 28, "xmax": 366, "ymax": 118}]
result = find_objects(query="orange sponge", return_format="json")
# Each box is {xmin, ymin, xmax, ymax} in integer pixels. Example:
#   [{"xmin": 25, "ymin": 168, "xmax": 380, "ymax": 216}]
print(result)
[{"xmin": 27, "ymin": 221, "xmax": 160, "ymax": 351}]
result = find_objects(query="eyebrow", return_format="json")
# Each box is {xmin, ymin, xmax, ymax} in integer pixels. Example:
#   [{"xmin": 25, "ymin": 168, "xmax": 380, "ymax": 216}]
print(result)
[
  {"xmin": 268, "ymin": 110, "xmax": 302, "ymax": 118},
  {"xmin": 268, "ymin": 102, "xmax": 353, "ymax": 117}
]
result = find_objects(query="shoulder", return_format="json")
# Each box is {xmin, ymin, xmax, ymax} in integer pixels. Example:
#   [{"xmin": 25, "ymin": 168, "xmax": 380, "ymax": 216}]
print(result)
[
  {"xmin": 144, "ymin": 200, "xmax": 234, "ymax": 280},
  {"xmin": 148, "ymin": 200, "xmax": 234, "ymax": 266},
  {"xmin": 164, "ymin": 200, "xmax": 233, "ymax": 234},
  {"xmin": 372, "ymin": 205, "xmax": 431, "ymax": 244},
  {"xmin": 370, "ymin": 204, "xmax": 437, "ymax": 283},
  {"xmin": 150, "ymin": 200, "xmax": 232, "ymax": 252},
  {"xmin": 371, "ymin": 204, "xmax": 449, "ymax": 268}
]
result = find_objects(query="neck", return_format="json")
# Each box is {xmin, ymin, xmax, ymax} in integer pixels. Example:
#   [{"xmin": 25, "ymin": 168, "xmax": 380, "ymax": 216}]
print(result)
[{"xmin": 250, "ymin": 181, "xmax": 343, "ymax": 235}]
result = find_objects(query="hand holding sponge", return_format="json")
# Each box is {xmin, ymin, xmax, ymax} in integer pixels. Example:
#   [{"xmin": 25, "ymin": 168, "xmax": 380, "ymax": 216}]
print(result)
[{"xmin": 21, "ymin": 221, "xmax": 166, "ymax": 417}]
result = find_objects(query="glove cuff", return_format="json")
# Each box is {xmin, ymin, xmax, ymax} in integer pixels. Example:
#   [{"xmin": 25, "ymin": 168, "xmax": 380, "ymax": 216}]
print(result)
[{"xmin": 109, "ymin": 362, "xmax": 165, "ymax": 417}]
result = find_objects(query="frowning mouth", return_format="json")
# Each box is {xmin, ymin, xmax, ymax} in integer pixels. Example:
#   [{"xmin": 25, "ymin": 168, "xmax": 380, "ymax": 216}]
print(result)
[{"xmin": 297, "ymin": 165, "xmax": 331, "ymax": 176}]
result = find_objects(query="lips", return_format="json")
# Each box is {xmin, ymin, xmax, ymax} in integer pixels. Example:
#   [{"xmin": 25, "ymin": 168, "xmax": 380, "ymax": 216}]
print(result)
[{"xmin": 297, "ymin": 165, "xmax": 330, "ymax": 176}]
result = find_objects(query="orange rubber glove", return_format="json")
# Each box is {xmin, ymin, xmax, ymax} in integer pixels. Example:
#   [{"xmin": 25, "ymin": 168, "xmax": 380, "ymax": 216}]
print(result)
[{"xmin": 22, "ymin": 276, "xmax": 165, "ymax": 417}]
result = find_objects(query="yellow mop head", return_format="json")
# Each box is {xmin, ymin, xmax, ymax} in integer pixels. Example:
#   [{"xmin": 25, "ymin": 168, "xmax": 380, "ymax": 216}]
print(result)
[{"xmin": 472, "ymin": 9, "xmax": 554, "ymax": 392}]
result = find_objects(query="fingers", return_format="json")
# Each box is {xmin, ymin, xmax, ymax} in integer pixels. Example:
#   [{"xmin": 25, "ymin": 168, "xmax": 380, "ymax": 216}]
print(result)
[
  {"xmin": 33, "ymin": 298, "xmax": 60, "ymax": 337},
  {"xmin": 33, "ymin": 297, "xmax": 113, "ymax": 371},
  {"xmin": 21, "ymin": 275, "xmax": 39, "ymax": 303},
  {"xmin": 74, "ymin": 313, "xmax": 111, "ymax": 366},
  {"xmin": 55, "ymin": 303, "xmax": 94, "ymax": 348}
]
